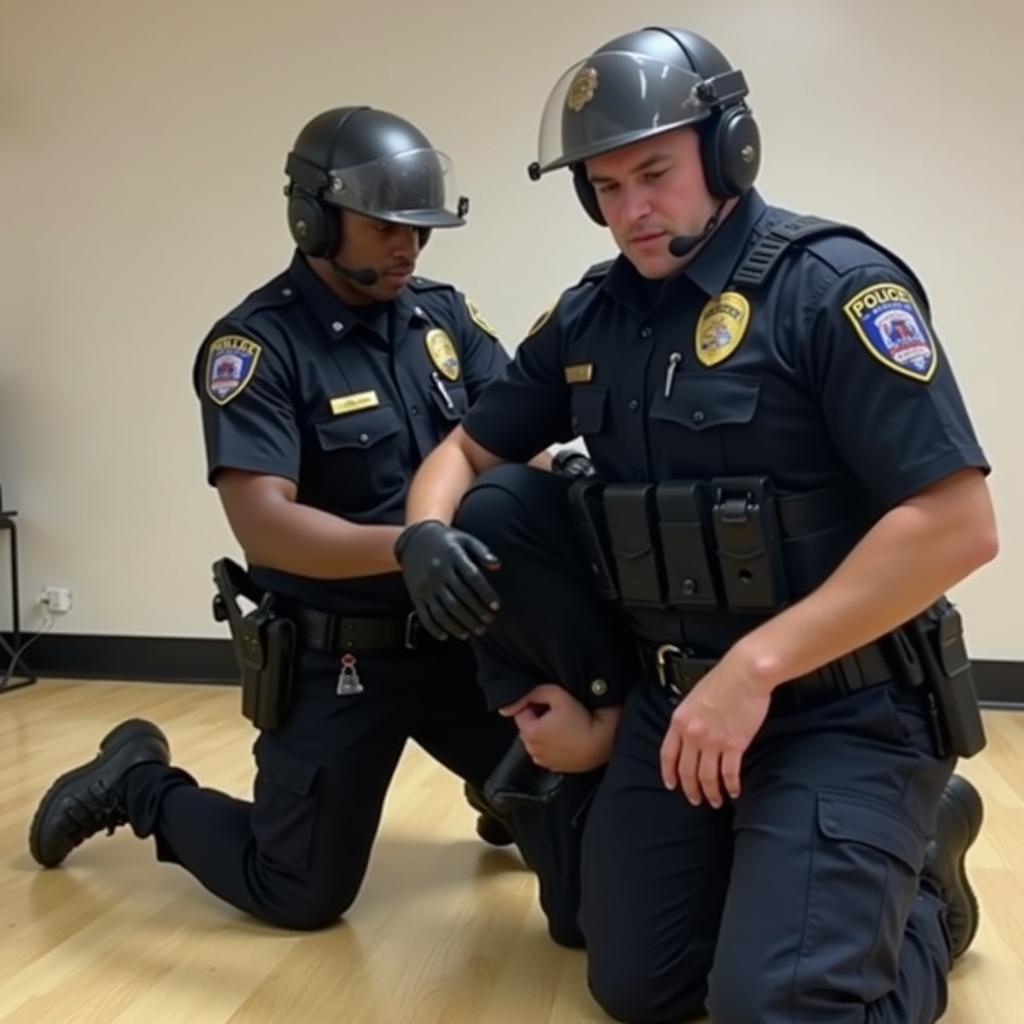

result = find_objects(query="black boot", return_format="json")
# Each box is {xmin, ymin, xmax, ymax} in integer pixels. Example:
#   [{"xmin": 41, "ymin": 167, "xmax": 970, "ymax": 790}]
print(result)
[
  {"xmin": 921, "ymin": 774, "xmax": 984, "ymax": 959},
  {"xmin": 29, "ymin": 719, "xmax": 170, "ymax": 868},
  {"xmin": 463, "ymin": 783, "xmax": 515, "ymax": 847},
  {"xmin": 483, "ymin": 736, "xmax": 564, "ymax": 815}
]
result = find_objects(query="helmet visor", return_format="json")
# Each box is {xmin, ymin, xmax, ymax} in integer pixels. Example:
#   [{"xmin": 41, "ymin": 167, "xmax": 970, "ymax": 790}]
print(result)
[
  {"xmin": 324, "ymin": 147, "xmax": 465, "ymax": 228},
  {"xmin": 535, "ymin": 51, "xmax": 711, "ymax": 175}
]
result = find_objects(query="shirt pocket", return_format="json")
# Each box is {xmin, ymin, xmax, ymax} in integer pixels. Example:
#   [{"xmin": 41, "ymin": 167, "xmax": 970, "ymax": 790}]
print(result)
[
  {"xmin": 311, "ymin": 405, "xmax": 404, "ymax": 511},
  {"xmin": 649, "ymin": 373, "xmax": 761, "ymax": 477},
  {"xmin": 569, "ymin": 385, "xmax": 609, "ymax": 437}
]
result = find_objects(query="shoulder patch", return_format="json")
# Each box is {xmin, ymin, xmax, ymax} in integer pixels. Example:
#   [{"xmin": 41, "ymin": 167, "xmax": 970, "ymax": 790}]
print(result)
[
  {"xmin": 525, "ymin": 304, "xmax": 555, "ymax": 339},
  {"xmin": 842, "ymin": 282, "xmax": 937, "ymax": 382},
  {"xmin": 206, "ymin": 335, "xmax": 262, "ymax": 405},
  {"xmin": 465, "ymin": 297, "xmax": 499, "ymax": 340}
]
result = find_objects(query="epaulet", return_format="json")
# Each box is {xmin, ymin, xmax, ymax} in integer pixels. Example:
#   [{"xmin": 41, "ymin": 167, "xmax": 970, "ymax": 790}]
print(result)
[
  {"xmin": 578, "ymin": 259, "xmax": 615, "ymax": 286},
  {"xmin": 731, "ymin": 216, "xmax": 868, "ymax": 289},
  {"xmin": 731, "ymin": 214, "xmax": 928, "ymax": 309},
  {"xmin": 231, "ymin": 272, "xmax": 299, "ymax": 322},
  {"xmin": 407, "ymin": 275, "xmax": 456, "ymax": 294}
]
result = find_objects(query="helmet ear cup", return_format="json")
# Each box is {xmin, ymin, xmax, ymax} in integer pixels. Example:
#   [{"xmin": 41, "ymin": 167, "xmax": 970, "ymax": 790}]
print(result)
[
  {"xmin": 572, "ymin": 163, "xmax": 606, "ymax": 225},
  {"xmin": 287, "ymin": 189, "xmax": 340, "ymax": 258},
  {"xmin": 701, "ymin": 105, "xmax": 761, "ymax": 198}
]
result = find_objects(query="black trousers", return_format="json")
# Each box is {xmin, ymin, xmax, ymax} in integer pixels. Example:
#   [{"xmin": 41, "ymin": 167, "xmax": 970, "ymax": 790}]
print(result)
[
  {"xmin": 122, "ymin": 637, "xmax": 584, "ymax": 942},
  {"xmin": 457, "ymin": 465, "xmax": 955, "ymax": 1024}
]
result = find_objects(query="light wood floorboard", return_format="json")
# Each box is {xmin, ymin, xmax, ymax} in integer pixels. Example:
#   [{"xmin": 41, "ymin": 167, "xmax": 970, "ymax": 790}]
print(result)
[{"xmin": 1, "ymin": 679, "xmax": 1020, "ymax": 1022}]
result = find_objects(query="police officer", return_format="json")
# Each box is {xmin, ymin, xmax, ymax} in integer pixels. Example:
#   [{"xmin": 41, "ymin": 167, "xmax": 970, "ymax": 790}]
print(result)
[
  {"xmin": 28, "ymin": 106, "xmax": 583, "ymax": 942},
  {"xmin": 395, "ymin": 29, "xmax": 996, "ymax": 1023}
]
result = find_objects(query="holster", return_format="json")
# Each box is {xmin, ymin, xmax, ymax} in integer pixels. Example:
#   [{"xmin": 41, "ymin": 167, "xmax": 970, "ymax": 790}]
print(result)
[
  {"xmin": 907, "ymin": 599, "xmax": 987, "ymax": 758},
  {"xmin": 212, "ymin": 558, "xmax": 295, "ymax": 731}
]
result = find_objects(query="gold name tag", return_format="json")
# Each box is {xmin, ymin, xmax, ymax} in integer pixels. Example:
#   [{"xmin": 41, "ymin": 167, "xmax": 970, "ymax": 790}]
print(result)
[
  {"xmin": 564, "ymin": 363, "xmax": 594, "ymax": 384},
  {"xmin": 330, "ymin": 390, "xmax": 380, "ymax": 415}
]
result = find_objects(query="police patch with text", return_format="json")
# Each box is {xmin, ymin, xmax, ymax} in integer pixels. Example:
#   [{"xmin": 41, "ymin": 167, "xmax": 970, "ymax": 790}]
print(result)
[{"xmin": 842, "ymin": 283, "xmax": 937, "ymax": 382}]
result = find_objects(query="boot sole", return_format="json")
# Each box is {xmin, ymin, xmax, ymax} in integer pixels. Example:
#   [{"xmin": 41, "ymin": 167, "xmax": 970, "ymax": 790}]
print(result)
[{"xmin": 28, "ymin": 719, "xmax": 167, "ymax": 867}]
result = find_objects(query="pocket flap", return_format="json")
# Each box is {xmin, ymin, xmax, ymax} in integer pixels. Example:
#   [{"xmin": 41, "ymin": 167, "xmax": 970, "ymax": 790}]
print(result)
[
  {"xmin": 651, "ymin": 374, "xmax": 760, "ymax": 431},
  {"xmin": 315, "ymin": 405, "xmax": 401, "ymax": 450},
  {"xmin": 817, "ymin": 790, "xmax": 926, "ymax": 871}
]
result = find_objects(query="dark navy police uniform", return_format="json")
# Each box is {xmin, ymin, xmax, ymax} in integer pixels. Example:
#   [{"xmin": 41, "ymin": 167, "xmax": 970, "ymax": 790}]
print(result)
[
  {"xmin": 453, "ymin": 190, "xmax": 989, "ymax": 1021},
  {"xmin": 119, "ymin": 252, "xmax": 580, "ymax": 933}
]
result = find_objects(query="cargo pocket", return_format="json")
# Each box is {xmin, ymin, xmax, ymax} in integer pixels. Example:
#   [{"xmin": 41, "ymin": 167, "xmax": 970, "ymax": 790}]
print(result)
[
  {"xmin": 800, "ymin": 789, "xmax": 926, "ymax": 983},
  {"xmin": 252, "ymin": 737, "xmax": 320, "ymax": 871}
]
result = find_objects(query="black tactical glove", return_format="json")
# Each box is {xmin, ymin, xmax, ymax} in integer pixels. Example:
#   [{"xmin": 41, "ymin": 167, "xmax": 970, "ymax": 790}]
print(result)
[
  {"xmin": 552, "ymin": 448, "xmax": 596, "ymax": 480},
  {"xmin": 394, "ymin": 520, "xmax": 501, "ymax": 641}
]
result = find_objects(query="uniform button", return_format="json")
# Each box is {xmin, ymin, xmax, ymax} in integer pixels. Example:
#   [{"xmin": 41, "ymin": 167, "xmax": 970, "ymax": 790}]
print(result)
[
  {"xmin": 590, "ymin": 678, "xmax": 608, "ymax": 697},
  {"xmin": 692, "ymin": 410, "xmax": 705, "ymax": 424},
  {"xmin": 633, "ymin": 470, "xmax": 644, "ymax": 481},
  {"xmin": 358, "ymin": 432, "xmax": 370, "ymax": 444},
  {"xmin": 410, "ymin": 405, "xmax": 420, "ymax": 416},
  {"xmin": 640, "ymin": 326, "xmax": 653, "ymax": 339},
  {"xmin": 571, "ymin": 415, "xmax": 579, "ymax": 431},
  {"xmin": 281, "ymin": 287, "xmax": 293, "ymax": 298},
  {"xmin": 628, "ymin": 399, "xmax": 639, "ymax": 412},
  {"xmin": 331, "ymin": 320, "xmax": 344, "ymax": 332}
]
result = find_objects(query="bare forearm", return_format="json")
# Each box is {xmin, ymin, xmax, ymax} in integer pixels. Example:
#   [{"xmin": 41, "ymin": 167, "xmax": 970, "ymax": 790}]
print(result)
[
  {"xmin": 406, "ymin": 427, "xmax": 497, "ymax": 525},
  {"xmin": 735, "ymin": 471, "xmax": 998, "ymax": 693},
  {"xmin": 236, "ymin": 501, "xmax": 401, "ymax": 580}
]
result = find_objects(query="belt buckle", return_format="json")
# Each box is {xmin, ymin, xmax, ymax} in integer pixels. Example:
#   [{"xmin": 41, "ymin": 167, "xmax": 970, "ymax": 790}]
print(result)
[
  {"xmin": 655, "ymin": 643, "xmax": 683, "ymax": 698},
  {"xmin": 404, "ymin": 613, "xmax": 420, "ymax": 650}
]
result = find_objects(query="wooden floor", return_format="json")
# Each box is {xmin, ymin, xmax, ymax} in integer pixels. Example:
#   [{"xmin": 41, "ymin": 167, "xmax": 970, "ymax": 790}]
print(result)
[{"xmin": 1, "ymin": 680, "xmax": 1021, "ymax": 1023}]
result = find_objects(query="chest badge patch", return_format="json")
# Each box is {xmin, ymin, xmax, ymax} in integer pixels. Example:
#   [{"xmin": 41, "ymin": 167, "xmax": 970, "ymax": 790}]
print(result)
[
  {"xmin": 695, "ymin": 292, "xmax": 750, "ymax": 368},
  {"xmin": 843, "ymin": 282, "xmax": 937, "ymax": 382},
  {"xmin": 206, "ymin": 335, "xmax": 262, "ymax": 405},
  {"xmin": 425, "ymin": 328, "xmax": 461, "ymax": 381}
]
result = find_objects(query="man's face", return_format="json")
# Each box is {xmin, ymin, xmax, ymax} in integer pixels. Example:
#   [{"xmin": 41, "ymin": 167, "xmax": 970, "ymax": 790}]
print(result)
[
  {"xmin": 334, "ymin": 211, "xmax": 421, "ymax": 302},
  {"xmin": 586, "ymin": 128, "xmax": 716, "ymax": 279}
]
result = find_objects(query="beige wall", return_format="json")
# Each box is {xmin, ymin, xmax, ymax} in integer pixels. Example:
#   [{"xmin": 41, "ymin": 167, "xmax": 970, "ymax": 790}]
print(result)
[{"xmin": 1, "ymin": 0, "xmax": 1020, "ymax": 656}]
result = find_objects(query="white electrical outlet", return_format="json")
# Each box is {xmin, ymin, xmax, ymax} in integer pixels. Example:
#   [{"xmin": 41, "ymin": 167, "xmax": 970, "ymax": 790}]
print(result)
[{"xmin": 40, "ymin": 586, "xmax": 73, "ymax": 614}]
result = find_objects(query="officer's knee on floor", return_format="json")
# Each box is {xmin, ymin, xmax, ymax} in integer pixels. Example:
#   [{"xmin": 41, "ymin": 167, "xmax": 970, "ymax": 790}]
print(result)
[{"xmin": 587, "ymin": 963, "xmax": 706, "ymax": 1024}]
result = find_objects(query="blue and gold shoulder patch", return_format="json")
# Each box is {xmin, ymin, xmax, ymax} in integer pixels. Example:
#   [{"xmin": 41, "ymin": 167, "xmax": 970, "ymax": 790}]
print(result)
[
  {"xmin": 843, "ymin": 282, "xmax": 937, "ymax": 382},
  {"xmin": 205, "ymin": 335, "xmax": 261, "ymax": 405}
]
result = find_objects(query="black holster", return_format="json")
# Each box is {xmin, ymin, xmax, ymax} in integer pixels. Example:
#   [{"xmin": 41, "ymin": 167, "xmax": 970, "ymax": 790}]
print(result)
[
  {"xmin": 907, "ymin": 599, "xmax": 986, "ymax": 758},
  {"xmin": 212, "ymin": 558, "xmax": 295, "ymax": 731},
  {"xmin": 888, "ymin": 598, "xmax": 986, "ymax": 758}
]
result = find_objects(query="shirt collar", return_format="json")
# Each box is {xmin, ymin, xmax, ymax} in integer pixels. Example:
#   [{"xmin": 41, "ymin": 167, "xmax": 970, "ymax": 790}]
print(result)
[
  {"xmin": 683, "ymin": 189, "xmax": 767, "ymax": 297},
  {"xmin": 287, "ymin": 251, "xmax": 396, "ymax": 343},
  {"xmin": 599, "ymin": 190, "xmax": 769, "ymax": 310}
]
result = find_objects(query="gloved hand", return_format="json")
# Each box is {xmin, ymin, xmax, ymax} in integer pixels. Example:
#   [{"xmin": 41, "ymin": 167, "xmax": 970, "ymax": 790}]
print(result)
[
  {"xmin": 551, "ymin": 448, "xmax": 596, "ymax": 479},
  {"xmin": 394, "ymin": 520, "xmax": 501, "ymax": 641}
]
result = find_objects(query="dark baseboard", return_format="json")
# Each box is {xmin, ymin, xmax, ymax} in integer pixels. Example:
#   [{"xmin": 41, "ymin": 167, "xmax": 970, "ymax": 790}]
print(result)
[
  {"xmin": 971, "ymin": 660, "xmax": 1024, "ymax": 707},
  {"xmin": 2, "ymin": 632, "xmax": 237, "ymax": 684},
  {"xmin": 2, "ymin": 633, "xmax": 1023, "ymax": 706}
]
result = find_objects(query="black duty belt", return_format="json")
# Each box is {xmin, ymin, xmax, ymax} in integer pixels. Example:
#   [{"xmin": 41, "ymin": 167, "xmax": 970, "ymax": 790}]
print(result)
[
  {"xmin": 279, "ymin": 602, "xmax": 428, "ymax": 653},
  {"xmin": 643, "ymin": 634, "xmax": 902, "ymax": 714}
]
